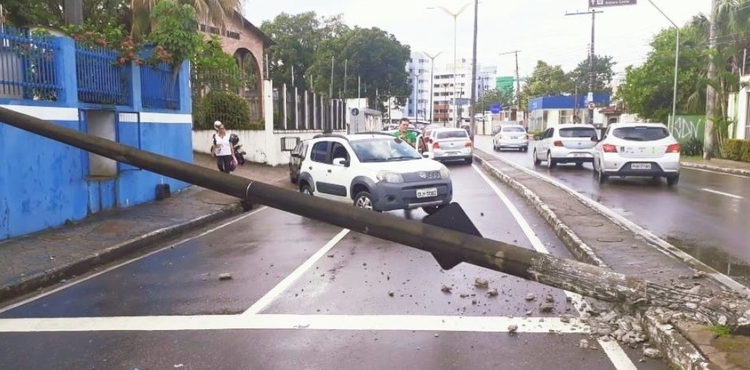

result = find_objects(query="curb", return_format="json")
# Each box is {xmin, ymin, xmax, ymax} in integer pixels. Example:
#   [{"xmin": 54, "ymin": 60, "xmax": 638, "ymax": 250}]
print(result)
[
  {"xmin": 680, "ymin": 161, "xmax": 750, "ymax": 176},
  {"xmin": 473, "ymin": 153, "xmax": 712, "ymax": 370},
  {"xmin": 0, "ymin": 202, "xmax": 245, "ymax": 304}
]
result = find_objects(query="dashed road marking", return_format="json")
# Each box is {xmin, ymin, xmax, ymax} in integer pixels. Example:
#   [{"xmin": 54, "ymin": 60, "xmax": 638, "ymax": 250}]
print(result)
[{"xmin": 701, "ymin": 187, "xmax": 743, "ymax": 200}]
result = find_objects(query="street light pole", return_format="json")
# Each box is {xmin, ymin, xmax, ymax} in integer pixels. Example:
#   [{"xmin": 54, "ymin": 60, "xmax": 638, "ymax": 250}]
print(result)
[
  {"xmin": 428, "ymin": 3, "xmax": 471, "ymax": 128},
  {"xmin": 424, "ymin": 51, "xmax": 443, "ymax": 123},
  {"xmin": 469, "ymin": 0, "xmax": 479, "ymax": 141},
  {"xmin": 647, "ymin": 0, "xmax": 679, "ymax": 129}
]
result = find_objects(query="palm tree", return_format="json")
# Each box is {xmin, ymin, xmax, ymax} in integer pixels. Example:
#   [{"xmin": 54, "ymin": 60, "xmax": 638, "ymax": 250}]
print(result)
[{"xmin": 129, "ymin": 0, "xmax": 244, "ymax": 40}]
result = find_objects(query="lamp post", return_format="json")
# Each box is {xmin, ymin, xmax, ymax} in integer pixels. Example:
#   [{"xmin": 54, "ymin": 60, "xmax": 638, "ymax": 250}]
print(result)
[
  {"xmin": 428, "ymin": 3, "xmax": 471, "ymax": 127},
  {"xmin": 647, "ymin": 0, "xmax": 679, "ymax": 128},
  {"xmin": 423, "ymin": 51, "xmax": 443, "ymax": 123}
]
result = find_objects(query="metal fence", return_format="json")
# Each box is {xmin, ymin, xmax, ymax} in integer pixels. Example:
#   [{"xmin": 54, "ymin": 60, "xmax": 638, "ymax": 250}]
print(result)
[
  {"xmin": 0, "ymin": 25, "xmax": 61, "ymax": 101},
  {"xmin": 141, "ymin": 62, "xmax": 179, "ymax": 110},
  {"xmin": 74, "ymin": 43, "xmax": 131, "ymax": 106},
  {"xmin": 272, "ymin": 83, "xmax": 346, "ymax": 132}
]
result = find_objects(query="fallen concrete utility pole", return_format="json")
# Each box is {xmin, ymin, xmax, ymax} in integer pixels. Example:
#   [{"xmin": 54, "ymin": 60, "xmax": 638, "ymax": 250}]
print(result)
[{"xmin": 0, "ymin": 106, "xmax": 748, "ymax": 333}]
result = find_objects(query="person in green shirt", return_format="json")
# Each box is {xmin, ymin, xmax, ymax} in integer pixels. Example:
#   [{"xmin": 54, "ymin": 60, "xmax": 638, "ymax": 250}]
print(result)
[{"xmin": 393, "ymin": 118, "xmax": 417, "ymax": 148}]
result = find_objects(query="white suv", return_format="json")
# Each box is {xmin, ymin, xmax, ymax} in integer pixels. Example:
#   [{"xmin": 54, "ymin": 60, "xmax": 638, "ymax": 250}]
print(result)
[
  {"xmin": 592, "ymin": 122, "xmax": 681, "ymax": 185},
  {"xmin": 533, "ymin": 124, "xmax": 599, "ymax": 168},
  {"xmin": 294, "ymin": 132, "xmax": 453, "ymax": 214}
]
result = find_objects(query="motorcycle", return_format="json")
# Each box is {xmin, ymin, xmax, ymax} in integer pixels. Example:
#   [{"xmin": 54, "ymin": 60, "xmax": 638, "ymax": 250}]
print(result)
[{"xmin": 229, "ymin": 133, "xmax": 246, "ymax": 165}]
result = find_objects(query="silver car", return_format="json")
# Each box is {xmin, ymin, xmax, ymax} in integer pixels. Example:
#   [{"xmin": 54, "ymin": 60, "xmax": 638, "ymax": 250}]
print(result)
[
  {"xmin": 492, "ymin": 124, "xmax": 529, "ymax": 152},
  {"xmin": 426, "ymin": 128, "xmax": 474, "ymax": 164},
  {"xmin": 533, "ymin": 124, "xmax": 599, "ymax": 168}
]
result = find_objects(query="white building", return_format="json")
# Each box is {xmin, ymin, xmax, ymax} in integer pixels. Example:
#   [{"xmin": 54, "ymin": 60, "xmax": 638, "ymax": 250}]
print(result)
[{"xmin": 391, "ymin": 54, "xmax": 496, "ymax": 125}]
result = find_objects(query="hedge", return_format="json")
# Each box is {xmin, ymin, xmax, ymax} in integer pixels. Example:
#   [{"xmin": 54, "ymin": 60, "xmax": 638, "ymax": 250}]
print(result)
[
  {"xmin": 722, "ymin": 139, "xmax": 750, "ymax": 162},
  {"xmin": 192, "ymin": 90, "xmax": 264, "ymax": 131}
]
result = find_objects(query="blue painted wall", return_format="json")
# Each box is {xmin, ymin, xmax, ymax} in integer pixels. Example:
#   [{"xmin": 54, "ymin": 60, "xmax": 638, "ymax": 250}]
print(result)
[
  {"xmin": 528, "ymin": 94, "xmax": 611, "ymax": 112},
  {"xmin": 0, "ymin": 30, "xmax": 193, "ymax": 240}
]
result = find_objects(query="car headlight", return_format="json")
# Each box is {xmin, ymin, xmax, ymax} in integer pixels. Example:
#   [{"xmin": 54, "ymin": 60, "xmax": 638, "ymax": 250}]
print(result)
[
  {"xmin": 439, "ymin": 165, "xmax": 450, "ymax": 179},
  {"xmin": 377, "ymin": 171, "xmax": 404, "ymax": 183}
]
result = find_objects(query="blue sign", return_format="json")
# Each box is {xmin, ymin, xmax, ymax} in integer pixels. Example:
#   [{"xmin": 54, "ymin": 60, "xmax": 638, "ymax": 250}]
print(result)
[{"xmin": 490, "ymin": 103, "xmax": 502, "ymax": 114}]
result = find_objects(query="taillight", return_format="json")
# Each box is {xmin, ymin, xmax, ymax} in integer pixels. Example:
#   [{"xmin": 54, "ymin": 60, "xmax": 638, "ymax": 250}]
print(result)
[
  {"xmin": 465, "ymin": 141, "xmax": 472, "ymax": 147},
  {"xmin": 553, "ymin": 140, "xmax": 564, "ymax": 147},
  {"xmin": 432, "ymin": 142, "xmax": 440, "ymax": 149},
  {"xmin": 666, "ymin": 143, "xmax": 681, "ymax": 153},
  {"xmin": 602, "ymin": 144, "xmax": 617, "ymax": 153}
]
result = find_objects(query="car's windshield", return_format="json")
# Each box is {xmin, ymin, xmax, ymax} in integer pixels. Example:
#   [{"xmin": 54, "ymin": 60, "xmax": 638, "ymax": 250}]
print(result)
[
  {"xmin": 612, "ymin": 126, "xmax": 670, "ymax": 142},
  {"xmin": 435, "ymin": 130, "xmax": 469, "ymax": 139},
  {"xmin": 350, "ymin": 138, "xmax": 422, "ymax": 162},
  {"xmin": 502, "ymin": 126, "xmax": 526, "ymax": 133},
  {"xmin": 560, "ymin": 127, "xmax": 597, "ymax": 138}
]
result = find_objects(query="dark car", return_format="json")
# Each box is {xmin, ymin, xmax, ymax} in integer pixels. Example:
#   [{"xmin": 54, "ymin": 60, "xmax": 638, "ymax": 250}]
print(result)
[{"xmin": 289, "ymin": 139, "xmax": 309, "ymax": 184}]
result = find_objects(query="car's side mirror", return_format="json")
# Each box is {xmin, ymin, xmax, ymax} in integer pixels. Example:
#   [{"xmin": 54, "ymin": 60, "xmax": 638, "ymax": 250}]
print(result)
[{"xmin": 333, "ymin": 157, "xmax": 349, "ymax": 167}]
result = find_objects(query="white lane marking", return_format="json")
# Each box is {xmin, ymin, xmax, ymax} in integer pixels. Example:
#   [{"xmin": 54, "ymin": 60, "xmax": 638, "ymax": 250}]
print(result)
[
  {"xmin": 242, "ymin": 228, "xmax": 350, "ymax": 315},
  {"xmin": 0, "ymin": 207, "xmax": 269, "ymax": 314},
  {"xmin": 684, "ymin": 166, "xmax": 750, "ymax": 179},
  {"xmin": 0, "ymin": 314, "xmax": 588, "ymax": 334},
  {"xmin": 483, "ymin": 150, "xmax": 750, "ymax": 296},
  {"xmin": 701, "ymin": 188, "xmax": 743, "ymax": 200},
  {"xmin": 472, "ymin": 165, "xmax": 638, "ymax": 370}
]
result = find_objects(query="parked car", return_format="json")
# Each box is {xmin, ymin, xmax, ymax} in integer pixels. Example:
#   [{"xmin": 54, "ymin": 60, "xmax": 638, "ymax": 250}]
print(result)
[
  {"xmin": 293, "ymin": 132, "xmax": 453, "ymax": 214},
  {"xmin": 289, "ymin": 139, "xmax": 309, "ymax": 184},
  {"xmin": 533, "ymin": 124, "xmax": 599, "ymax": 168},
  {"xmin": 426, "ymin": 128, "xmax": 474, "ymax": 164},
  {"xmin": 492, "ymin": 124, "xmax": 529, "ymax": 152},
  {"xmin": 592, "ymin": 122, "xmax": 681, "ymax": 185},
  {"xmin": 418, "ymin": 124, "xmax": 443, "ymax": 153}
]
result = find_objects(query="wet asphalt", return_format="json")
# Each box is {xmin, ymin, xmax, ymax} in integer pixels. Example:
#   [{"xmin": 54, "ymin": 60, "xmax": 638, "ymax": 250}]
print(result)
[
  {"xmin": 0, "ymin": 164, "xmax": 667, "ymax": 370},
  {"xmin": 475, "ymin": 136, "xmax": 750, "ymax": 287}
]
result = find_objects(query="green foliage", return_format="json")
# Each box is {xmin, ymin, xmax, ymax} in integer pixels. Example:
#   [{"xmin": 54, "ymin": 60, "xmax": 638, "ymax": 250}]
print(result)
[
  {"xmin": 720, "ymin": 139, "xmax": 750, "ymax": 162},
  {"xmin": 477, "ymin": 88, "xmax": 514, "ymax": 113},
  {"xmin": 191, "ymin": 36, "xmax": 251, "ymax": 92},
  {"xmin": 1, "ymin": 0, "xmax": 128, "ymax": 29},
  {"xmin": 679, "ymin": 136, "xmax": 704, "ymax": 157},
  {"xmin": 615, "ymin": 26, "xmax": 708, "ymax": 124},
  {"xmin": 519, "ymin": 61, "xmax": 573, "ymax": 110},
  {"xmin": 146, "ymin": 0, "xmax": 201, "ymax": 70},
  {"xmin": 194, "ymin": 91, "xmax": 262, "ymax": 131},
  {"xmin": 569, "ymin": 55, "xmax": 616, "ymax": 94}
]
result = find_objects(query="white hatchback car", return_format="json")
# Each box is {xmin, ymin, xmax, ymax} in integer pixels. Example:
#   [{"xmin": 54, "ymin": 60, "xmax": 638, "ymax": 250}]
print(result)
[
  {"xmin": 533, "ymin": 124, "xmax": 599, "ymax": 168},
  {"xmin": 426, "ymin": 128, "xmax": 474, "ymax": 164},
  {"xmin": 592, "ymin": 122, "xmax": 681, "ymax": 185}
]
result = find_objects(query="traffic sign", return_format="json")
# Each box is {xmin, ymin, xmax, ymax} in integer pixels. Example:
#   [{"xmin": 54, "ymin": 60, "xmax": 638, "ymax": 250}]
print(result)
[
  {"xmin": 490, "ymin": 103, "xmax": 502, "ymax": 114},
  {"xmin": 587, "ymin": 101, "xmax": 596, "ymax": 110},
  {"xmin": 589, "ymin": 0, "xmax": 636, "ymax": 8},
  {"xmin": 351, "ymin": 108, "xmax": 360, "ymax": 116}
]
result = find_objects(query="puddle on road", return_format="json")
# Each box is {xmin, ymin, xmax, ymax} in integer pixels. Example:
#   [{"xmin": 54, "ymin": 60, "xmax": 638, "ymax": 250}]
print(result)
[{"xmin": 666, "ymin": 236, "xmax": 750, "ymax": 287}]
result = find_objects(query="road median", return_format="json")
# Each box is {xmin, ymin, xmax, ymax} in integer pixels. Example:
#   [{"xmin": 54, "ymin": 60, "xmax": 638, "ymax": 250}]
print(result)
[{"xmin": 473, "ymin": 148, "xmax": 750, "ymax": 370}]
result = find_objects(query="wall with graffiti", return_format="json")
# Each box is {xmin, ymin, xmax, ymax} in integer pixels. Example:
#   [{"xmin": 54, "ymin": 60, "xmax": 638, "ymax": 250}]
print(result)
[{"xmin": 668, "ymin": 115, "xmax": 705, "ymax": 141}]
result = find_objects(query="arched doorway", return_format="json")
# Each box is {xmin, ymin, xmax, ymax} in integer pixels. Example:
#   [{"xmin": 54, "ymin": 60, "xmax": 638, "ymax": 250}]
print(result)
[{"xmin": 233, "ymin": 48, "xmax": 263, "ymax": 120}]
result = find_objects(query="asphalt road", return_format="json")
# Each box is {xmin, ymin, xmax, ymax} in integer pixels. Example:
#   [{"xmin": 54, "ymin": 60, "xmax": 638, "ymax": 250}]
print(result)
[
  {"xmin": 0, "ymin": 164, "xmax": 666, "ymax": 370},
  {"xmin": 475, "ymin": 136, "xmax": 750, "ymax": 287}
]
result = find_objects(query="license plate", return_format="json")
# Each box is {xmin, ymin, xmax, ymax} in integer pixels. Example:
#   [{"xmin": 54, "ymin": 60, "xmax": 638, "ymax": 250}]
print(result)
[
  {"xmin": 573, "ymin": 153, "xmax": 588, "ymax": 157},
  {"xmin": 416, "ymin": 187, "xmax": 438, "ymax": 198},
  {"xmin": 631, "ymin": 163, "xmax": 651, "ymax": 170}
]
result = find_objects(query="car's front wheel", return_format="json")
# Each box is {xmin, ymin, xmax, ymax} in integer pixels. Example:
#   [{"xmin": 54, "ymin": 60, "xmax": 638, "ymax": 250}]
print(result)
[{"xmin": 353, "ymin": 191, "xmax": 375, "ymax": 210}]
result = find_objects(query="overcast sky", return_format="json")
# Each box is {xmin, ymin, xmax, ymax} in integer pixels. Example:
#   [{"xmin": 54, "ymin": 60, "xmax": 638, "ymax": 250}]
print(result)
[{"xmin": 242, "ymin": 0, "xmax": 709, "ymax": 79}]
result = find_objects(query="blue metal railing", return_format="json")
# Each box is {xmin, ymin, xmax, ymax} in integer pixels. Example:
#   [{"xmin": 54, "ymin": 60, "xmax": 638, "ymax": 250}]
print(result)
[
  {"xmin": 0, "ymin": 25, "xmax": 61, "ymax": 101},
  {"xmin": 74, "ymin": 43, "xmax": 131, "ymax": 105},
  {"xmin": 140, "ymin": 62, "xmax": 179, "ymax": 110}
]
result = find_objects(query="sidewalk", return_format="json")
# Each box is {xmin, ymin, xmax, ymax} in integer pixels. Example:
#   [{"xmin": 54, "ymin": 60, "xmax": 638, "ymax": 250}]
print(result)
[
  {"xmin": 0, "ymin": 153, "xmax": 292, "ymax": 304},
  {"xmin": 681, "ymin": 156, "xmax": 750, "ymax": 176}
]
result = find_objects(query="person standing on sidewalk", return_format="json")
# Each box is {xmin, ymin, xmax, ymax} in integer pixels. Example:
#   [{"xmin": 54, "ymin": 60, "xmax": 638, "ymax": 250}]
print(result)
[{"xmin": 212, "ymin": 121, "xmax": 235, "ymax": 173}]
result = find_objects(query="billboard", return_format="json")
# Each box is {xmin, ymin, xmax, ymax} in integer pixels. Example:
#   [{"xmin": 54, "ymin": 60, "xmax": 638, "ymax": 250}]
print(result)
[{"xmin": 589, "ymin": 0, "xmax": 636, "ymax": 7}]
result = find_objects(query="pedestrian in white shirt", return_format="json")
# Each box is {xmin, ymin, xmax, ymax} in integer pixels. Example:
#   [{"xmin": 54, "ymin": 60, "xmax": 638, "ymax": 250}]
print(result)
[{"xmin": 211, "ymin": 121, "xmax": 234, "ymax": 173}]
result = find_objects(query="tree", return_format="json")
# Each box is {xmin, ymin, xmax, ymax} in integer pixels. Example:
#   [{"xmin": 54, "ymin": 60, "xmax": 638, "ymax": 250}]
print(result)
[
  {"xmin": 2, "ymin": 0, "xmax": 128, "ymax": 28},
  {"xmin": 260, "ymin": 12, "xmax": 347, "ymax": 90},
  {"xmin": 307, "ymin": 26, "xmax": 412, "ymax": 111},
  {"xmin": 615, "ymin": 26, "xmax": 709, "ymax": 124},
  {"xmin": 476, "ymin": 88, "xmax": 514, "ymax": 113},
  {"xmin": 519, "ymin": 61, "xmax": 574, "ymax": 111},
  {"xmin": 568, "ymin": 55, "xmax": 616, "ymax": 94}
]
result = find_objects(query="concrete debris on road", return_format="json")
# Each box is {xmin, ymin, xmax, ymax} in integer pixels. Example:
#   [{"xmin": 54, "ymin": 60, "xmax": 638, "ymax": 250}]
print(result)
[
  {"xmin": 486, "ymin": 288, "xmax": 498, "ymax": 297},
  {"xmin": 525, "ymin": 293, "xmax": 535, "ymax": 301},
  {"xmin": 440, "ymin": 285, "xmax": 452, "ymax": 293},
  {"xmin": 508, "ymin": 324, "xmax": 518, "ymax": 333},
  {"xmin": 643, "ymin": 348, "xmax": 661, "ymax": 358},
  {"xmin": 539, "ymin": 302, "xmax": 554, "ymax": 312},
  {"xmin": 388, "ymin": 290, "xmax": 395, "ymax": 297},
  {"xmin": 218, "ymin": 273, "xmax": 232, "ymax": 281},
  {"xmin": 579, "ymin": 339, "xmax": 589, "ymax": 349},
  {"xmin": 474, "ymin": 278, "xmax": 489, "ymax": 288}
]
